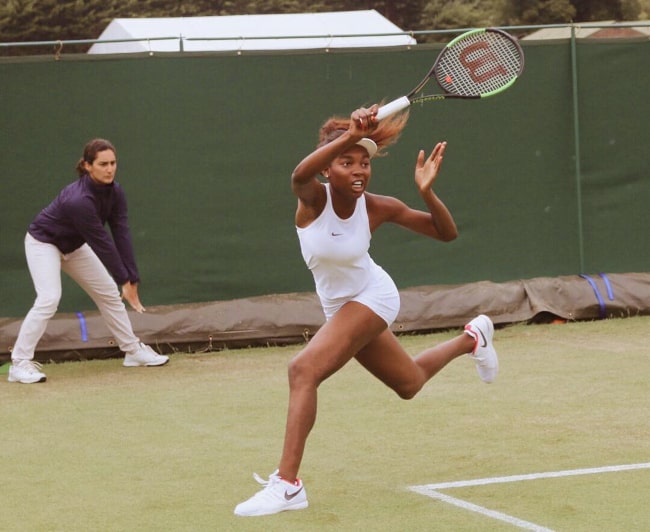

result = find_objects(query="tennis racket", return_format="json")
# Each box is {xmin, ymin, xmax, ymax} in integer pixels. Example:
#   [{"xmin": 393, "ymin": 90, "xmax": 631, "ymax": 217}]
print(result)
[{"xmin": 376, "ymin": 28, "xmax": 524, "ymax": 120}]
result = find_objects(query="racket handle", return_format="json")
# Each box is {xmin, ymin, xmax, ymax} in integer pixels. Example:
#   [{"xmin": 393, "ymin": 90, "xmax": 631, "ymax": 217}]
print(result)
[{"xmin": 376, "ymin": 96, "xmax": 411, "ymax": 120}]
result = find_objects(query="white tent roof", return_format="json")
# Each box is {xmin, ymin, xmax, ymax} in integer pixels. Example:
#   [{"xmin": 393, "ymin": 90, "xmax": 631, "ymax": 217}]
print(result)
[
  {"xmin": 523, "ymin": 21, "xmax": 650, "ymax": 40},
  {"xmin": 88, "ymin": 10, "xmax": 416, "ymax": 54}
]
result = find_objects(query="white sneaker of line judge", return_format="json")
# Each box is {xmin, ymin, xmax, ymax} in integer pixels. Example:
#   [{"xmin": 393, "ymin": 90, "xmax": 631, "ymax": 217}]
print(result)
[
  {"xmin": 123, "ymin": 343, "xmax": 169, "ymax": 367},
  {"xmin": 7, "ymin": 360, "xmax": 47, "ymax": 384}
]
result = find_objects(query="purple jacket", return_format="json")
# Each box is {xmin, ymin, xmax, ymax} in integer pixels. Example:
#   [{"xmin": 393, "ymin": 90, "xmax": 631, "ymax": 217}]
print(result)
[{"xmin": 28, "ymin": 174, "xmax": 140, "ymax": 285}]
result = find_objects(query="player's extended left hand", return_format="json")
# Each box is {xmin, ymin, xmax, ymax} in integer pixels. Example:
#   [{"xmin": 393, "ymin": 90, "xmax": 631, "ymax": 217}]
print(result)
[{"xmin": 415, "ymin": 141, "xmax": 447, "ymax": 193}]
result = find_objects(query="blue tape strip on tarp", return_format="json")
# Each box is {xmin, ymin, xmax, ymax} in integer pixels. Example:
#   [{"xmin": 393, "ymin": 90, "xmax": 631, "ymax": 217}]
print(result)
[
  {"xmin": 599, "ymin": 273, "xmax": 615, "ymax": 301},
  {"xmin": 579, "ymin": 274, "xmax": 606, "ymax": 319},
  {"xmin": 76, "ymin": 311, "xmax": 88, "ymax": 342}
]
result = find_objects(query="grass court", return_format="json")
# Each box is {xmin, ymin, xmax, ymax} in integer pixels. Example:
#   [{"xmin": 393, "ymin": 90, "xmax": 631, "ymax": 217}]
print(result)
[{"xmin": 2, "ymin": 315, "xmax": 648, "ymax": 531}]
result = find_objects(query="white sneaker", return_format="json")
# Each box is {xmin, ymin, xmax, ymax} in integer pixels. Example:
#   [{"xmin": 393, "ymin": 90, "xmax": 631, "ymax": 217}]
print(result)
[
  {"xmin": 464, "ymin": 315, "xmax": 499, "ymax": 383},
  {"xmin": 8, "ymin": 360, "xmax": 47, "ymax": 384},
  {"xmin": 234, "ymin": 470, "xmax": 308, "ymax": 517},
  {"xmin": 123, "ymin": 343, "xmax": 169, "ymax": 367}
]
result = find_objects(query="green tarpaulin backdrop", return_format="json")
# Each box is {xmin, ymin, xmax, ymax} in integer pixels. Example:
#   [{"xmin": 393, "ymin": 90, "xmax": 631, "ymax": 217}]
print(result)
[{"xmin": 1, "ymin": 38, "xmax": 648, "ymax": 318}]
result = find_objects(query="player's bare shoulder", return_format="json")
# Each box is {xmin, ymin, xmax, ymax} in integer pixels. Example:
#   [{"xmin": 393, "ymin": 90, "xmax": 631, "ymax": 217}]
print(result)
[
  {"xmin": 295, "ymin": 181, "xmax": 327, "ymax": 228},
  {"xmin": 365, "ymin": 192, "xmax": 408, "ymax": 228}
]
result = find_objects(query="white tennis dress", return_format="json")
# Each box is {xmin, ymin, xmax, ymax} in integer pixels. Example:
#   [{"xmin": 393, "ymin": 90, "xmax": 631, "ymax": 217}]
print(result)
[{"xmin": 296, "ymin": 183, "xmax": 400, "ymax": 326}]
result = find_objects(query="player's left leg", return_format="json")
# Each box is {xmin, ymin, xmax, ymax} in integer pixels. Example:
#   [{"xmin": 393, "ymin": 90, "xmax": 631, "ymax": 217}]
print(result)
[{"xmin": 355, "ymin": 328, "xmax": 474, "ymax": 398}]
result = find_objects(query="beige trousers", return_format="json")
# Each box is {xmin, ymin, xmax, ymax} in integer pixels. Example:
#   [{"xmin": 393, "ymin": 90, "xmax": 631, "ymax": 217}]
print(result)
[{"xmin": 12, "ymin": 233, "xmax": 141, "ymax": 361}]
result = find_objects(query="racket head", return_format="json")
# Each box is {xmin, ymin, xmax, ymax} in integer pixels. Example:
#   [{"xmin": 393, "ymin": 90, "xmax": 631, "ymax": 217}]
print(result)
[
  {"xmin": 430, "ymin": 28, "xmax": 524, "ymax": 99},
  {"xmin": 377, "ymin": 28, "xmax": 524, "ymax": 120}
]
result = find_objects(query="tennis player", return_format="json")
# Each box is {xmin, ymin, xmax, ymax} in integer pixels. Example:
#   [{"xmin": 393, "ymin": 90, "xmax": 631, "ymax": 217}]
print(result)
[
  {"xmin": 8, "ymin": 139, "xmax": 169, "ymax": 384},
  {"xmin": 234, "ymin": 104, "xmax": 498, "ymax": 516}
]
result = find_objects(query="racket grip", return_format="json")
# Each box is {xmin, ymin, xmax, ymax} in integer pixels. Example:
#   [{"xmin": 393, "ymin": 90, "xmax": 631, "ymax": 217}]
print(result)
[{"xmin": 376, "ymin": 96, "xmax": 411, "ymax": 120}]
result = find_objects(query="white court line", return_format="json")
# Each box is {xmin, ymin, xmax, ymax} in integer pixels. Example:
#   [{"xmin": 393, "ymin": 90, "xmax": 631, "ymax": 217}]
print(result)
[
  {"xmin": 408, "ymin": 462, "xmax": 650, "ymax": 531},
  {"xmin": 409, "ymin": 486, "xmax": 554, "ymax": 532}
]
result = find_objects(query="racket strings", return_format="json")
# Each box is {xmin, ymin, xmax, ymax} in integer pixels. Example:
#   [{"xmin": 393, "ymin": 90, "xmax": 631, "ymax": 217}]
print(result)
[{"xmin": 434, "ymin": 32, "xmax": 523, "ymax": 97}]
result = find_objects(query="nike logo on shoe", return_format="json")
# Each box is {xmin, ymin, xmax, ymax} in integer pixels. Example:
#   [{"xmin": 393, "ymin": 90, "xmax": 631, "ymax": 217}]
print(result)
[
  {"xmin": 284, "ymin": 486, "xmax": 303, "ymax": 501},
  {"xmin": 477, "ymin": 329, "xmax": 487, "ymax": 348},
  {"xmin": 331, "ymin": 232, "xmax": 343, "ymax": 236}
]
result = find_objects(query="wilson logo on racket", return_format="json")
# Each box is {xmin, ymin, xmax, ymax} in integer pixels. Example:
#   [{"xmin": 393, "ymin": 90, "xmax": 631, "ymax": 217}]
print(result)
[
  {"xmin": 458, "ymin": 42, "xmax": 508, "ymax": 83},
  {"xmin": 375, "ymin": 28, "xmax": 524, "ymax": 120}
]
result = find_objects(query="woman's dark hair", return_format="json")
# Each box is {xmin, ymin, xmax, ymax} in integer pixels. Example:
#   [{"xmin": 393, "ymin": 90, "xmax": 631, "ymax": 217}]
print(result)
[
  {"xmin": 75, "ymin": 138, "xmax": 116, "ymax": 177},
  {"xmin": 316, "ymin": 107, "xmax": 409, "ymax": 157}
]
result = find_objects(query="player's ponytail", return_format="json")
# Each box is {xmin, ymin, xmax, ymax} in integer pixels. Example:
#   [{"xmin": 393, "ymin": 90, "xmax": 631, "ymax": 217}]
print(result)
[{"xmin": 317, "ymin": 105, "xmax": 409, "ymax": 157}]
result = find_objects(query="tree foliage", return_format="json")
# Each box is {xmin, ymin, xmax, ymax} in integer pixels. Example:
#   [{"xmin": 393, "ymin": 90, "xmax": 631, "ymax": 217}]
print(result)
[
  {"xmin": 496, "ymin": 0, "xmax": 576, "ymax": 25},
  {"xmin": 496, "ymin": 0, "xmax": 645, "ymax": 24},
  {"xmin": 1, "ymin": 0, "xmax": 647, "ymax": 55},
  {"xmin": 420, "ymin": 0, "xmax": 502, "ymax": 40}
]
